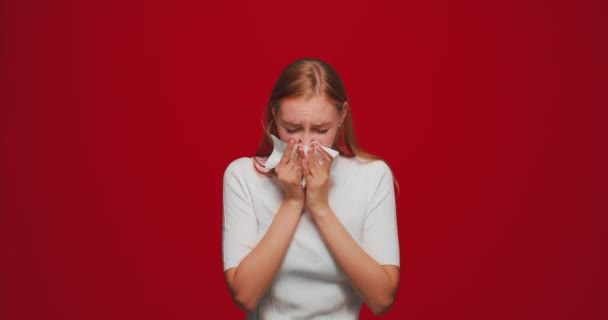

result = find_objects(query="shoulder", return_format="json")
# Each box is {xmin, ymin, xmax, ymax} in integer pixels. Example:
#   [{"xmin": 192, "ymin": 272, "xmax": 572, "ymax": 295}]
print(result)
[
  {"xmin": 334, "ymin": 157, "xmax": 393, "ymax": 189},
  {"xmin": 225, "ymin": 157, "xmax": 252, "ymax": 171},
  {"xmin": 346, "ymin": 156, "xmax": 392, "ymax": 176},
  {"xmin": 223, "ymin": 157, "xmax": 255, "ymax": 179}
]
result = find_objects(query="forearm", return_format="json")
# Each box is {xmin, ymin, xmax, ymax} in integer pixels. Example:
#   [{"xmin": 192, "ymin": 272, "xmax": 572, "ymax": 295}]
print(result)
[
  {"xmin": 227, "ymin": 200, "xmax": 302, "ymax": 311},
  {"xmin": 312, "ymin": 209, "xmax": 399, "ymax": 315}
]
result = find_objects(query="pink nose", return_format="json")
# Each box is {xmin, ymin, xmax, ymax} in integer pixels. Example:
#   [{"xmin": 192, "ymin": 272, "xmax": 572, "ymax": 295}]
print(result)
[{"xmin": 298, "ymin": 138, "xmax": 312, "ymax": 146}]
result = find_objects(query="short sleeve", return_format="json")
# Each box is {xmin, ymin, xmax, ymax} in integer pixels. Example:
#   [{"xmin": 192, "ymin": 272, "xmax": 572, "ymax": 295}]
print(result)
[
  {"xmin": 362, "ymin": 161, "xmax": 400, "ymax": 267},
  {"xmin": 222, "ymin": 159, "xmax": 258, "ymax": 271}
]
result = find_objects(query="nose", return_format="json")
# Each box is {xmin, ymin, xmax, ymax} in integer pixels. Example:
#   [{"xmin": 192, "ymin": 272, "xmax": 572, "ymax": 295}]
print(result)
[{"xmin": 299, "ymin": 132, "xmax": 312, "ymax": 146}]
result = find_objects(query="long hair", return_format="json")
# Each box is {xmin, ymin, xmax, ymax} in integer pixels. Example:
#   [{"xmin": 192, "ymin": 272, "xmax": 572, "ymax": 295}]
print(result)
[
  {"xmin": 253, "ymin": 58, "xmax": 399, "ymax": 192},
  {"xmin": 255, "ymin": 58, "xmax": 379, "ymax": 161}
]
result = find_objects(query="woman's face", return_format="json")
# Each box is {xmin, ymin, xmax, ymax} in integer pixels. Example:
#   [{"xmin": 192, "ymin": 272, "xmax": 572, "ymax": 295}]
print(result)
[{"xmin": 275, "ymin": 96, "xmax": 346, "ymax": 148}]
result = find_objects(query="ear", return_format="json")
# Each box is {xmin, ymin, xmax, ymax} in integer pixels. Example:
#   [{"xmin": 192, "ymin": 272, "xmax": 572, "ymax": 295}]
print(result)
[{"xmin": 339, "ymin": 101, "xmax": 348, "ymax": 125}]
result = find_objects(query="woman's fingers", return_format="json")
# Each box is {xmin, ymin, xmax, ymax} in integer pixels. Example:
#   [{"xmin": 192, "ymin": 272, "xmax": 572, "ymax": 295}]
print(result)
[
  {"xmin": 293, "ymin": 144, "xmax": 305, "ymax": 164},
  {"xmin": 302, "ymin": 154, "xmax": 312, "ymax": 180},
  {"xmin": 316, "ymin": 143, "xmax": 333, "ymax": 166},
  {"xmin": 308, "ymin": 144, "xmax": 331, "ymax": 178},
  {"xmin": 280, "ymin": 139, "xmax": 296, "ymax": 165},
  {"xmin": 283, "ymin": 142, "xmax": 333, "ymax": 187},
  {"xmin": 313, "ymin": 144, "xmax": 325, "ymax": 169},
  {"xmin": 308, "ymin": 146, "xmax": 319, "ymax": 175}
]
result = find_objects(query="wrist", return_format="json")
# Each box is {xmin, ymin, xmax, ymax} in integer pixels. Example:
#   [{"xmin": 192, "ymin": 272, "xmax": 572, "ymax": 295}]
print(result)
[
  {"xmin": 309, "ymin": 205, "xmax": 333, "ymax": 220},
  {"xmin": 283, "ymin": 198, "xmax": 305, "ymax": 210}
]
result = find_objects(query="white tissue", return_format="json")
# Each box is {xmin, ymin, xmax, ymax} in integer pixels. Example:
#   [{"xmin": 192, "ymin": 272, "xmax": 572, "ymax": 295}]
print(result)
[{"xmin": 265, "ymin": 135, "xmax": 339, "ymax": 187}]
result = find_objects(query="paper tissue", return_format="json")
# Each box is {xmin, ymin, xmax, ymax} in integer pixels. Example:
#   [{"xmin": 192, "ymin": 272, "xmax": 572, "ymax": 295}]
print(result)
[{"xmin": 265, "ymin": 135, "xmax": 339, "ymax": 187}]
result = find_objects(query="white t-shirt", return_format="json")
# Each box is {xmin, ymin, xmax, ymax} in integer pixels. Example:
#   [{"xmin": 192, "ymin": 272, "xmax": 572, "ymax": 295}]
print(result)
[{"xmin": 222, "ymin": 155, "xmax": 400, "ymax": 319}]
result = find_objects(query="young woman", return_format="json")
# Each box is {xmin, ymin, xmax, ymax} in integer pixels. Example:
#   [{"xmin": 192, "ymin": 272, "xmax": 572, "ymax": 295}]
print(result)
[{"xmin": 222, "ymin": 58, "xmax": 400, "ymax": 319}]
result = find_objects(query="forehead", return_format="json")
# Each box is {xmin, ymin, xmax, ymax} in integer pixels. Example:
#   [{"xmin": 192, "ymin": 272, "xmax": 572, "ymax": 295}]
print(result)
[{"xmin": 277, "ymin": 96, "xmax": 340, "ymax": 123}]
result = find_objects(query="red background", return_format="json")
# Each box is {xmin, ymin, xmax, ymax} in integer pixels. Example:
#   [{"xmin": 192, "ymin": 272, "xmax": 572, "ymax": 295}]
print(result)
[{"xmin": 1, "ymin": 1, "xmax": 607, "ymax": 319}]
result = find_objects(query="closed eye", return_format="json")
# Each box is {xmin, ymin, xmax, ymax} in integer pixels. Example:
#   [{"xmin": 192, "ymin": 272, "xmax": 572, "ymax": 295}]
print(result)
[{"xmin": 284, "ymin": 127, "xmax": 327, "ymax": 134}]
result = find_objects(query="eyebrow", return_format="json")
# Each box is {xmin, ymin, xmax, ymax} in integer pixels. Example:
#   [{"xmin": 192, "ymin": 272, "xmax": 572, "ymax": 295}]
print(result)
[
  {"xmin": 282, "ymin": 121, "xmax": 301, "ymax": 126},
  {"xmin": 282, "ymin": 121, "xmax": 331, "ymax": 128}
]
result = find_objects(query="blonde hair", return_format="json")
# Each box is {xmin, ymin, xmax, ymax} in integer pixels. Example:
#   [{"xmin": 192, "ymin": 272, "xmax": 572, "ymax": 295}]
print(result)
[{"xmin": 254, "ymin": 58, "xmax": 398, "ymax": 191}]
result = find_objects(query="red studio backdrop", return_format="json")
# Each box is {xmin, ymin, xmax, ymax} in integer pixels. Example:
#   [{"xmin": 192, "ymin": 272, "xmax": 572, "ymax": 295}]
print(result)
[{"xmin": 1, "ymin": 1, "xmax": 606, "ymax": 319}]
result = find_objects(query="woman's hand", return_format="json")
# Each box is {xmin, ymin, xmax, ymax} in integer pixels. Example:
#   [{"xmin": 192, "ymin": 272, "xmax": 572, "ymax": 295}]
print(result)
[
  {"xmin": 302, "ymin": 143, "xmax": 333, "ymax": 217},
  {"xmin": 274, "ymin": 139, "xmax": 305, "ymax": 204}
]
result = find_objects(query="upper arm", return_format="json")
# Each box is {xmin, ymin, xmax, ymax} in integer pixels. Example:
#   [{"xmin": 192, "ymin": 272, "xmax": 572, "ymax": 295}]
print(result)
[
  {"xmin": 222, "ymin": 160, "xmax": 258, "ymax": 271},
  {"xmin": 363, "ymin": 161, "xmax": 401, "ymax": 267}
]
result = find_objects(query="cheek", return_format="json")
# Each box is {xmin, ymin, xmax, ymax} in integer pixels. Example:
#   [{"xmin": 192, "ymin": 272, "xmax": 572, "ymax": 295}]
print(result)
[
  {"xmin": 276, "ymin": 128, "xmax": 296, "ymax": 142},
  {"xmin": 316, "ymin": 132, "xmax": 337, "ymax": 148}
]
